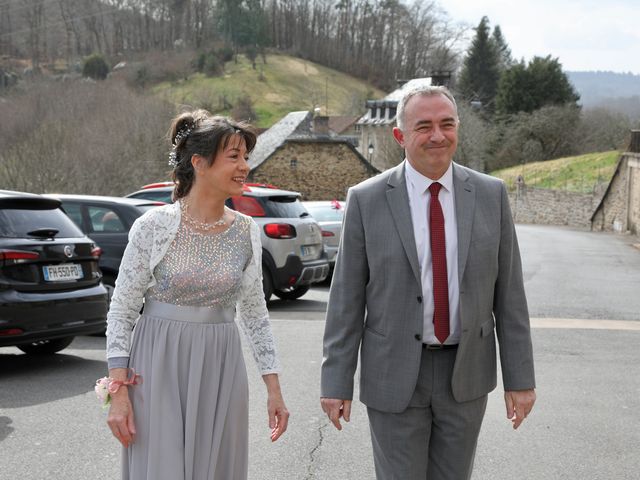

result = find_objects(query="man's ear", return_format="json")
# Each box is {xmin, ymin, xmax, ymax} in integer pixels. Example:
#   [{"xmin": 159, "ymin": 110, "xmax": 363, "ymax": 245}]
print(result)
[{"xmin": 392, "ymin": 127, "xmax": 405, "ymax": 147}]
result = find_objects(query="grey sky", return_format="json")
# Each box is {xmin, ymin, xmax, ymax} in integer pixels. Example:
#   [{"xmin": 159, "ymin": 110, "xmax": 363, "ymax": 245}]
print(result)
[{"xmin": 440, "ymin": 0, "xmax": 640, "ymax": 74}]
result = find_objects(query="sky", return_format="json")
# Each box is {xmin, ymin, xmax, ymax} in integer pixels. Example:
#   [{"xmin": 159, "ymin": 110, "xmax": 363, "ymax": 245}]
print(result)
[{"xmin": 440, "ymin": 0, "xmax": 640, "ymax": 74}]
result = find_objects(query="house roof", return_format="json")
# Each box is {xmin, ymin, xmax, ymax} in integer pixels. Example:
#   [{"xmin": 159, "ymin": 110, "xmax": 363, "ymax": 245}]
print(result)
[
  {"xmin": 357, "ymin": 77, "xmax": 432, "ymax": 125},
  {"xmin": 248, "ymin": 111, "xmax": 310, "ymax": 170}
]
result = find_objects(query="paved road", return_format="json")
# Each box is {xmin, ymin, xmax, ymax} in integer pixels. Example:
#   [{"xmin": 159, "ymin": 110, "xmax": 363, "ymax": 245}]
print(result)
[{"xmin": 1, "ymin": 225, "xmax": 639, "ymax": 479}]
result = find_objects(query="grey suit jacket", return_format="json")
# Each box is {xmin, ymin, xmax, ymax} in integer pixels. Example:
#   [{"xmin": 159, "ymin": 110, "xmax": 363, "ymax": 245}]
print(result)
[{"xmin": 321, "ymin": 161, "xmax": 535, "ymax": 413}]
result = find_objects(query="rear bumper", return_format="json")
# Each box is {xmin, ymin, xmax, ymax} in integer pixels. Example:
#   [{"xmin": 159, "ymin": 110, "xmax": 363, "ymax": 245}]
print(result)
[
  {"xmin": 267, "ymin": 253, "xmax": 330, "ymax": 290},
  {"xmin": 295, "ymin": 257, "xmax": 330, "ymax": 286},
  {"xmin": 0, "ymin": 284, "xmax": 108, "ymax": 347},
  {"xmin": 324, "ymin": 245, "xmax": 338, "ymax": 267}
]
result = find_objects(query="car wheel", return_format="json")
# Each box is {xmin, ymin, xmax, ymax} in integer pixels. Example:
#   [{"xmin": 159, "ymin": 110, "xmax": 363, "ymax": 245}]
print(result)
[
  {"xmin": 274, "ymin": 285, "xmax": 310, "ymax": 301},
  {"xmin": 17, "ymin": 336, "xmax": 75, "ymax": 355},
  {"xmin": 262, "ymin": 266, "xmax": 274, "ymax": 302}
]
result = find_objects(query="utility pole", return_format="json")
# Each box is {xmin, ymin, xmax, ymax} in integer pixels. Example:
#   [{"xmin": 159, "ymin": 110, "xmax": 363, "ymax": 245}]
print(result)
[{"xmin": 325, "ymin": 76, "xmax": 329, "ymax": 115}]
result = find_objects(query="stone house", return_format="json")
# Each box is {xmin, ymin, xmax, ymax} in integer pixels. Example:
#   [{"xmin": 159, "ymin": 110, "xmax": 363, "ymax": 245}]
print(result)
[
  {"xmin": 591, "ymin": 131, "xmax": 640, "ymax": 234},
  {"xmin": 355, "ymin": 77, "xmax": 435, "ymax": 172},
  {"xmin": 248, "ymin": 111, "xmax": 379, "ymax": 200}
]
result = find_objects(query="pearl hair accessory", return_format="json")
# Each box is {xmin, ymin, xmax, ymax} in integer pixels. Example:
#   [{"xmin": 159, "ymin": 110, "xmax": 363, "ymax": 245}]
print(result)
[{"xmin": 168, "ymin": 124, "xmax": 194, "ymax": 167}]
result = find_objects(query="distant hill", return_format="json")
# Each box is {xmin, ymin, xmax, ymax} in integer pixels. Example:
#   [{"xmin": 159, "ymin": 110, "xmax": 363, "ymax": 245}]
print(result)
[
  {"xmin": 567, "ymin": 71, "xmax": 640, "ymax": 118},
  {"xmin": 153, "ymin": 54, "xmax": 386, "ymax": 128}
]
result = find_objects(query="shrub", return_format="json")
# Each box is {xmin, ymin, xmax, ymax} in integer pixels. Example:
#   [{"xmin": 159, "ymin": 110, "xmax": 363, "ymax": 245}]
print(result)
[
  {"xmin": 203, "ymin": 53, "xmax": 222, "ymax": 77},
  {"xmin": 82, "ymin": 54, "xmax": 110, "ymax": 80}
]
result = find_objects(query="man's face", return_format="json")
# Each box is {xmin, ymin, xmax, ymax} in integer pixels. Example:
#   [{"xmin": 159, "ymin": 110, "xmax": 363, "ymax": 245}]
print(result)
[{"xmin": 392, "ymin": 93, "xmax": 459, "ymax": 179}]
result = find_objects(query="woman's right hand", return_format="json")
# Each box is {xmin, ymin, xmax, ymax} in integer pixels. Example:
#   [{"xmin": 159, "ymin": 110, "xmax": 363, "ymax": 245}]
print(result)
[{"xmin": 107, "ymin": 387, "xmax": 136, "ymax": 448}]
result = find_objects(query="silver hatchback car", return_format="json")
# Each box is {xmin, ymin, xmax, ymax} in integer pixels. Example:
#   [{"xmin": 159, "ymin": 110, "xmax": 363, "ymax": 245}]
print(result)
[{"xmin": 302, "ymin": 200, "xmax": 344, "ymax": 272}]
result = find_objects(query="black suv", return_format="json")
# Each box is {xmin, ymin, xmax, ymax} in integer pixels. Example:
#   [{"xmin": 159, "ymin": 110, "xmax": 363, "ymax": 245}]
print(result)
[{"xmin": 0, "ymin": 190, "xmax": 108, "ymax": 354}]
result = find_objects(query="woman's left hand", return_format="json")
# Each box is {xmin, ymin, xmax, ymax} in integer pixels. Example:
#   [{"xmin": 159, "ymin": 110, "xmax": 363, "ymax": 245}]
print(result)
[
  {"xmin": 263, "ymin": 374, "xmax": 289, "ymax": 442},
  {"xmin": 267, "ymin": 391, "xmax": 289, "ymax": 442}
]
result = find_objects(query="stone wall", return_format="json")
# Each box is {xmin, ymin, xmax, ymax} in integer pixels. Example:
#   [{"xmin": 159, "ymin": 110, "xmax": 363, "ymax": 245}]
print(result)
[
  {"xmin": 508, "ymin": 183, "xmax": 601, "ymax": 228},
  {"xmin": 592, "ymin": 153, "xmax": 640, "ymax": 233},
  {"xmin": 249, "ymin": 141, "xmax": 377, "ymax": 200}
]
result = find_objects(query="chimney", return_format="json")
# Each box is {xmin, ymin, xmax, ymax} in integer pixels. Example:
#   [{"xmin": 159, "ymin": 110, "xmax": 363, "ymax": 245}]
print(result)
[
  {"xmin": 313, "ymin": 116, "xmax": 330, "ymax": 136},
  {"xmin": 629, "ymin": 130, "xmax": 640, "ymax": 153}
]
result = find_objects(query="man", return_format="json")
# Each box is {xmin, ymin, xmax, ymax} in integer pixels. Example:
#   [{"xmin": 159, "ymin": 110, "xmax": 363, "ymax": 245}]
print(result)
[{"xmin": 320, "ymin": 85, "xmax": 536, "ymax": 479}]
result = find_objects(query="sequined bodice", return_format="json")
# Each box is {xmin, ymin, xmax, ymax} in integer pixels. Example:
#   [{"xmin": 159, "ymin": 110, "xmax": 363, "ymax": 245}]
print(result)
[{"xmin": 147, "ymin": 215, "xmax": 252, "ymax": 308}]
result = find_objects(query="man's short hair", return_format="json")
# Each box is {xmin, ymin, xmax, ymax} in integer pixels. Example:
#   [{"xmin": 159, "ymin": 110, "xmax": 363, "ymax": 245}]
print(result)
[{"xmin": 396, "ymin": 85, "xmax": 459, "ymax": 130}]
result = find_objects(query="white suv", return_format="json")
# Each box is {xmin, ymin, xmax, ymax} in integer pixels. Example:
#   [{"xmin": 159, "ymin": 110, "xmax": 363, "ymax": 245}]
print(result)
[{"xmin": 126, "ymin": 183, "xmax": 329, "ymax": 301}]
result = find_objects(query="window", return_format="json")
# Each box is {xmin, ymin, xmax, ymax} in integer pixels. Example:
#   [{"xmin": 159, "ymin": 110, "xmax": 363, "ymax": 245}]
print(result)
[
  {"xmin": 60, "ymin": 203, "xmax": 84, "ymax": 229},
  {"xmin": 290, "ymin": 158, "xmax": 298, "ymax": 168},
  {"xmin": 88, "ymin": 207, "xmax": 126, "ymax": 233}
]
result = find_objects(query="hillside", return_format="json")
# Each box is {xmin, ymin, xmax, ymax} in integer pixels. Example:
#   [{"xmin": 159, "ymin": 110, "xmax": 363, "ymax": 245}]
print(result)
[
  {"xmin": 153, "ymin": 54, "xmax": 386, "ymax": 128},
  {"xmin": 491, "ymin": 151, "xmax": 620, "ymax": 193}
]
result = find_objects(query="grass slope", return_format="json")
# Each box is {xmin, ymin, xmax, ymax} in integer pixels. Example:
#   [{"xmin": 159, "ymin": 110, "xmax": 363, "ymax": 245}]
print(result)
[
  {"xmin": 491, "ymin": 151, "xmax": 620, "ymax": 193},
  {"xmin": 153, "ymin": 54, "xmax": 386, "ymax": 127}
]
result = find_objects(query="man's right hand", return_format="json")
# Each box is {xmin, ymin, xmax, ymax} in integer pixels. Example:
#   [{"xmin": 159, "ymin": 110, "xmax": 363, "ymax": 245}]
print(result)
[{"xmin": 320, "ymin": 398, "xmax": 352, "ymax": 431}]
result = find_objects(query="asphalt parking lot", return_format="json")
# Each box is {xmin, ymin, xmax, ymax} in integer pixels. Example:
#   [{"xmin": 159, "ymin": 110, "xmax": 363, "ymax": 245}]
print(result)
[{"xmin": 1, "ymin": 225, "xmax": 639, "ymax": 479}]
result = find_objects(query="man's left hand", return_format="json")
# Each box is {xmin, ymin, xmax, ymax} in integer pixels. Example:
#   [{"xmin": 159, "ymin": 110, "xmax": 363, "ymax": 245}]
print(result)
[{"xmin": 504, "ymin": 389, "xmax": 536, "ymax": 430}]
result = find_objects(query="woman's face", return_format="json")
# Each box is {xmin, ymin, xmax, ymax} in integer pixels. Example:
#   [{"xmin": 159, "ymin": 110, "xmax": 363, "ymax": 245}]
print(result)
[{"xmin": 193, "ymin": 134, "xmax": 250, "ymax": 198}]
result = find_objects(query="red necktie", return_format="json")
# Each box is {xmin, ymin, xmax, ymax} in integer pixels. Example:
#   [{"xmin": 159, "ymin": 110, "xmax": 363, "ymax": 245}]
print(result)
[{"xmin": 428, "ymin": 182, "xmax": 450, "ymax": 343}]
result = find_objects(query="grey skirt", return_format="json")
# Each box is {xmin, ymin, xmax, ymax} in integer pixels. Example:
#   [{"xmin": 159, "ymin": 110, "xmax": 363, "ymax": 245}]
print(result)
[{"xmin": 123, "ymin": 299, "xmax": 249, "ymax": 480}]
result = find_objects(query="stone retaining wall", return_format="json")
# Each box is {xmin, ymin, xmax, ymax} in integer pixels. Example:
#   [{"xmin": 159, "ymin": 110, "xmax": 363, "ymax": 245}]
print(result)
[{"xmin": 508, "ymin": 184, "xmax": 603, "ymax": 228}]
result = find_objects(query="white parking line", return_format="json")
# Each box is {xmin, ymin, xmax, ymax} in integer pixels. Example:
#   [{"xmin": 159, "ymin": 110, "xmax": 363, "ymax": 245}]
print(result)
[
  {"xmin": 531, "ymin": 318, "xmax": 640, "ymax": 330},
  {"xmin": 269, "ymin": 315, "xmax": 640, "ymax": 331}
]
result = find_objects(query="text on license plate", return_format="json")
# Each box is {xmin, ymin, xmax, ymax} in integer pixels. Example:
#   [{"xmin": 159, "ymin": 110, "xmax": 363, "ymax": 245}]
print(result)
[
  {"xmin": 43, "ymin": 264, "xmax": 84, "ymax": 281},
  {"xmin": 301, "ymin": 245, "xmax": 313, "ymax": 257}
]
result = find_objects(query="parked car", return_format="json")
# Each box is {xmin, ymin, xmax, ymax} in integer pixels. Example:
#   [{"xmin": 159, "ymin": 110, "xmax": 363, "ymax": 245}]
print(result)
[
  {"xmin": 127, "ymin": 183, "xmax": 329, "ymax": 301},
  {"xmin": 302, "ymin": 200, "xmax": 344, "ymax": 272},
  {"xmin": 0, "ymin": 190, "xmax": 108, "ymax": 354},
  {"xmin": 44, "ymin": 194, "xmax": 164, "ymax": 303}
]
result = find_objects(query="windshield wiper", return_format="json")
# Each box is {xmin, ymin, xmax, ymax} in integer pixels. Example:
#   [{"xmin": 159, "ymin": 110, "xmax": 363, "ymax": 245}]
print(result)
[{"xmin": 27, "ymin": 228, "xmax": 59, "ymax": 238}]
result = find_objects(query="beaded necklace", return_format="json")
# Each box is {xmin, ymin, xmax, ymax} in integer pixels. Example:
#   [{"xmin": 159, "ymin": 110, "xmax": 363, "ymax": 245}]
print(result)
[{"xmin": 180, "ymin": 198, "xmax": 227, "ymax": 232}]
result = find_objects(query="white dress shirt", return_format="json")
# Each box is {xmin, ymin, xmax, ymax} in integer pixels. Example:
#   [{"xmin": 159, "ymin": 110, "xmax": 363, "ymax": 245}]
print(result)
[{"xmin": 405, "ymin": 160, "xmax": 460, "ymax": 345}]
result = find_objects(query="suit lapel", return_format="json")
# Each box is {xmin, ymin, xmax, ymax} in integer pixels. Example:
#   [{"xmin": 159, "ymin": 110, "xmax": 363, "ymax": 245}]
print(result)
[
  {"xmin": 386, "ymin": 163, "xmax": 422, "ymax": 286},
  {"xmin": 453, "ymin": 163, "xmax": 475, "ymax": 283}
]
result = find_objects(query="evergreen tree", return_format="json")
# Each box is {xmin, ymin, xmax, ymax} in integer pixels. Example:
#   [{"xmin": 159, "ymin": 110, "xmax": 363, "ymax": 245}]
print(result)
[
  {"xmin": 492, "ymin": 25, "xmax": 512, "ymax": 69},
  {"xmin": 495, "ymin": 55, "xmax": 580, "ymax": 115},
  {"xmin": 457, "ymin": 16, "xmax": 501, "ymax": 111}
]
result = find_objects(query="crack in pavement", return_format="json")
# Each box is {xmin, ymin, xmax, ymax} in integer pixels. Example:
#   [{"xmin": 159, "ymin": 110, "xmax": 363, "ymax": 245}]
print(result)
[{"xmin": 304, "ymin": 421, "xmax": 329, "ymax": 480}]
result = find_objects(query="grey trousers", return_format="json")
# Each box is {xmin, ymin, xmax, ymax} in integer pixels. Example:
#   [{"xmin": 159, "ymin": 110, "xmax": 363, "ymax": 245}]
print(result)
[{"xmin": 367, "ymin": 347, "xmax": 488, "ymax": 480}]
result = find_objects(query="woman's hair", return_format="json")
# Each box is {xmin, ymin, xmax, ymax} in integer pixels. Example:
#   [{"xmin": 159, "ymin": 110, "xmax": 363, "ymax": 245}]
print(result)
[{"xmin": 168, "ymin": 110, "xmax": 257, "ymax": 200}]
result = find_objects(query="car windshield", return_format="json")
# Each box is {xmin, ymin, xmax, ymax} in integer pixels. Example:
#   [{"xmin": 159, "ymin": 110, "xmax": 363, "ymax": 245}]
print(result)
[
  {"xmin": 305, "ymin": 205, "xmax": 344, "ymax": 222},
  {"xmin": 0, "ymin": 208, "xmax": 85, "ymax": 238}
]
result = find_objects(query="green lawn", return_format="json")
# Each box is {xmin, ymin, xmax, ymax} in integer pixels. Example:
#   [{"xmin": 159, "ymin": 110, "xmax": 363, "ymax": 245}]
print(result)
[
  {"xmin": 490, "ymin": 151, "xmax": 620, "ymax": 193},
  {"xmin": 153, "ymin": 54, "xmax": 385, "ymax": 128}
]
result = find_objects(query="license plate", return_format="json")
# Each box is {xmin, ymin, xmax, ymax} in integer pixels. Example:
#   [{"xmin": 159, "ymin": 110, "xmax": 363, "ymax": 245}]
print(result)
[
  {"xmin": 43, "ymin": 264, "xmax": 84, "ymax": 281},
  {"xmin": 301, "ymin": 245, "xmax": 313, "ymax": 257}
]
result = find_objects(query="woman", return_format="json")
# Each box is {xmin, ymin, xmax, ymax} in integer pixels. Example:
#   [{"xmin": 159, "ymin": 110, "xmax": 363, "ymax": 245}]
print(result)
[{"xmin": 105, "ymin": 110, "xmax": 289, "ymax": 479}]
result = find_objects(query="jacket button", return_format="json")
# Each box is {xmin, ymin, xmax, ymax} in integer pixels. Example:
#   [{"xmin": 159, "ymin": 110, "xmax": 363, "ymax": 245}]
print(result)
[
  {"xmin": 415, "ymin": 334, "xmax": 422, "ymax": 341},
  {"xmin": 417, "ymin": 296, "xmax": 422, "ymax": 303}
]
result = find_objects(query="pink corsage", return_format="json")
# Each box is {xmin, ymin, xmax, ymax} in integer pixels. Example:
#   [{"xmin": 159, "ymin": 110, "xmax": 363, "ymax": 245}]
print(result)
[{"xmin": 95, "ymin": 368, "xmax": 142, "ymax": 408}]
